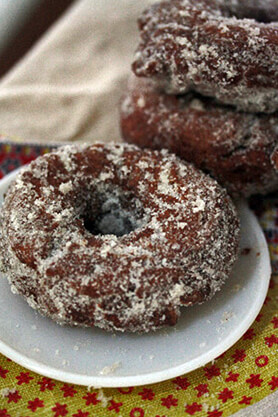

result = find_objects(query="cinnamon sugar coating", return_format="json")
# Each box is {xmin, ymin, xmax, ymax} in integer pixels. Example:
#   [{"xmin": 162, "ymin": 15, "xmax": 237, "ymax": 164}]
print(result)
[
  {"xmin": 0, "ymin": 144, "xmax": 239, "ymax": 333},
  {"xmin": 132, "ymin": 0, "xmax": 278, "ymax": 113},
  {"xmin": 120, "ymin": 76, "xmax": 278, "ymax": 197}
]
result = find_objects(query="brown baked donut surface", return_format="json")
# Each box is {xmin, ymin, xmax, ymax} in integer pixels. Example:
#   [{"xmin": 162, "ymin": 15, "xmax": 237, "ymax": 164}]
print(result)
[
  {"xmin": 132, "ymin": 0, "xmax": 278, "ymax": 113},
  {"xmin": 0, "ymin": 144, "xmax": 239, "ymax": 333},
  {"xmin": 121, "ymin": 76, "xmax": 278, "ymax": 197}
]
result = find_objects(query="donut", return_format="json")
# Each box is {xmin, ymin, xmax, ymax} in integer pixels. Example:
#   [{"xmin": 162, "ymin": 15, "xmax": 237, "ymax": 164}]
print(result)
[
  {"xmin": 120, "ymin": 76, "xmax": 278, "ymax": 197},
  {"xmin": 132, "ymin": 0, "xmax": 278, "ymax": 113},
  {"xmin": 0, "ymin": 143, "xmax": 239, "ymax": 333}
]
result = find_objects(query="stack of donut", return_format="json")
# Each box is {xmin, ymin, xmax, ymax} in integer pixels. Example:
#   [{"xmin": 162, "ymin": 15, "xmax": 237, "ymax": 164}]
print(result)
[{"xmin": 120, "ymin": 0, "xmax": 278, "ymax": 196}]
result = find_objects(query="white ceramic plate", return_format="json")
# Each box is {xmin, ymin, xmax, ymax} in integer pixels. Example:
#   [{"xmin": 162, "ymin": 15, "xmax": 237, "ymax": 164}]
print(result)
[{"xmin": 0, "ymin": 169, "xmax": 271, "ymax": 387}]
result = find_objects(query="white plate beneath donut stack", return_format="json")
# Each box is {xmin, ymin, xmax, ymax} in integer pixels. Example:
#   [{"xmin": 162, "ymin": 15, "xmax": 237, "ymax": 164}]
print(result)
[{"xmin": 0, "ymin": 169, "xmax": 271, "ymax": 387}]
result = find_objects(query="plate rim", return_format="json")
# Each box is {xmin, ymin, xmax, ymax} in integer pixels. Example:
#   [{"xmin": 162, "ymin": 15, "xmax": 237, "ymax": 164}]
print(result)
[{"xmin": 0, "ymin": 169, "xmax": 271, "ymax": 387}]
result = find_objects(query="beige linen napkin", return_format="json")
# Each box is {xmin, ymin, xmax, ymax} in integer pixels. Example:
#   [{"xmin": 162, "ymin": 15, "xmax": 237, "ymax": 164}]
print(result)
[{"xmin": 0, "ymin": 0, "xmax": 153, "ymax": 143}]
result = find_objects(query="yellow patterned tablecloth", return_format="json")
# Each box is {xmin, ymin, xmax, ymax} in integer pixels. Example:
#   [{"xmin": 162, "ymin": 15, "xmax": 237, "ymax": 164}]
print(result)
[{"xmin": 0, "ymin": 142, "xmax": 278, "ymax": 417}]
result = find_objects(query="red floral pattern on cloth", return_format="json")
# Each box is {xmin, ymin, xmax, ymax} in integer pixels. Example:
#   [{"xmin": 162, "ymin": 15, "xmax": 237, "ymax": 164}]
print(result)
[{"xmin": 0, "ymin": 138, "xmax": 278, "ymax": 417}]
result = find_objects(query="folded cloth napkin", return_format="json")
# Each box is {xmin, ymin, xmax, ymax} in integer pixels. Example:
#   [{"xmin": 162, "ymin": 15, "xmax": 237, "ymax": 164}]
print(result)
[
  {"xmin": 0, "ymin": 0, "xmax": 154, "ymax": 144},
  {"xmin": 0, "ymin": 138, "xmax": 278, "ymax": 417}
]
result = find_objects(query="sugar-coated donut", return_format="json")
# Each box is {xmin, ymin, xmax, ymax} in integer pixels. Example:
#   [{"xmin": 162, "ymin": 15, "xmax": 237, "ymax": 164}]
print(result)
[
  {"xmin": 0, "ymin": 144, "xmax": 239, "ymax": 333},
  {"xmin": 132, "ymin": 0, "xmax": 278, "ymax": 113},
  {"xmin": 120, "ymin": 76, "xmax": 278, "ymax": 197}
]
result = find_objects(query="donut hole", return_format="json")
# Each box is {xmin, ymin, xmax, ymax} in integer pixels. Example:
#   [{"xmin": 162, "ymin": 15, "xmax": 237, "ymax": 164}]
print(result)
[{"xmin": 82, "ymin": 188, "xmax": 146, "ymax": 237}]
